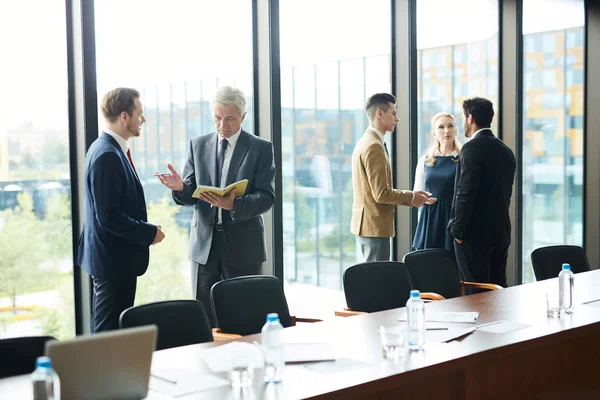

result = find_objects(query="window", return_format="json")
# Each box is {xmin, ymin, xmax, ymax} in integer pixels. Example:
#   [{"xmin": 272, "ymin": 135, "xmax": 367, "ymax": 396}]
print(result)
[
  {"xmin": 522, "ymin": 0, "xmax": 585, "ymax": 283},
  {"xmin": 94, "ymin": 0, "xmax": 253, "ymax": 304},
  {"xmin": 416, "ymin": 0, "xmax": 499, "ymax": 157},
  {"xmin": 279, "ymin": 0, "xmax": 391, "ymax": 317},
  {"xmin": 0, "ymin": 1, "xmax": 74, "ymax": 339}
]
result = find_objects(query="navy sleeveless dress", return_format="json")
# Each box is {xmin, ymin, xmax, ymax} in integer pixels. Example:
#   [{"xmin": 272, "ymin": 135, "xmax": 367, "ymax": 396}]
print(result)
[{"xmin": 412, "ymin": 156, "xmax": 458, "ymax": 251}]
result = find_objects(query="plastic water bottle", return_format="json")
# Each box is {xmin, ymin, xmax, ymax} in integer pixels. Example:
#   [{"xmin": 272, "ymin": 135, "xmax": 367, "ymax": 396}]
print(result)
[
  {"xmin": 261, "ymin": 313, "xmax": 284, "ymax": 383},
  {"xmin": 559, "ymin": 263, "xmax": 574, "ymax": 313},
  {"xmin": 406, "ymin": 290, "xmax": 425, "ymax": 350},
  {"xmin": 31, "ymin": 356, "xmax": 60, "ymax": 400}
]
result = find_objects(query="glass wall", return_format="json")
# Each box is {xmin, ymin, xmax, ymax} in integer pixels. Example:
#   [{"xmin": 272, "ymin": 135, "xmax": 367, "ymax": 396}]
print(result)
[
  {"xmin": 94, "ymin": 0, "xmax": 253, "ymax": 304},
  {"xmin": 0, "ymin": 1, "xmax": 74, "ymax": 339},
  {"xmin": 416, "ymin": 0, "xmax": 499, "ymax": 157},
  {"xmin": 522, "ymin": 0, "xmax": 584, "ymax": 282},
  {"xmin": 279, "ymin": 0, "xmax": 392, "ymax": 316}
]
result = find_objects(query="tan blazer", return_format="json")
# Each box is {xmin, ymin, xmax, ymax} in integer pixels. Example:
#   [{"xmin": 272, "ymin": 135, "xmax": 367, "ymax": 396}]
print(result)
[{"xmin": 350, "ymin": 129, "xmax": 413, "ymax": 238}]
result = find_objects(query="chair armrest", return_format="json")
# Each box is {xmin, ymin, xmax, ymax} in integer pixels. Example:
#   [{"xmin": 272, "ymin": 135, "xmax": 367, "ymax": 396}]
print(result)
[
  {"xmin": 461, "ymin": 281, "xmax": 503, "ymax": 296},
  {"xmin": 334, "ymin": 308, "xmax": 367, "ymax": 317},
  {"xmin": 291, "ymin": 316, "xmax": 323, "ymax": 325},
  {"xmin": 212, "ymin": 328, "xmax": 242, "ymax": 341},
  {"xmin": 420, "ymin": 292, "xmax": 445, "ymax": 301}
]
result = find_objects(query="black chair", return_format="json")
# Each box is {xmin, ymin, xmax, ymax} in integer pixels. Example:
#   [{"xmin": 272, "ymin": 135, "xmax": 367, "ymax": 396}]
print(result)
[
  {"xmin": 403, "ymin": 249, "xmax": 502, "ymax": 299},
  {"xmin": 531, "ymin": 245, "xmax": 591, "ymax": 281},
  {"xmin": 338, "ymin": 261, "xmax": 443, "ymax": 316},
  {"xmin": 0, "ymin": 336, "xmax": 56, "ymax": 378},
  {"xmin": 119, "ymin": 300, "xmax": 213, "ymax": 350},
  {"xmin": 210, "ymin": 275, "xmax": 320, "ymax": 337}
]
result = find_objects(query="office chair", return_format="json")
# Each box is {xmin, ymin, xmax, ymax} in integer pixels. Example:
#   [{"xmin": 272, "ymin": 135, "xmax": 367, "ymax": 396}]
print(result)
[
  {"xmin": 210, "ymin": 275, "xmax": 321, "ymax": 337},
  {"xmin": 119, "ymin": 300, "xmax": 213, "ymax": 350},
  {"xmin": 403, "ymin": 249, "xmax": 502, "ymax": 299},
  {"xmin": 0, "ymin": 335, "xmax": 56, "ymax": 378},
  {"xmin": 336, "ymin": 261, "xmax": 444, "ymax": 317},
  {"xmin": 531, "ymin": 245, "xmax": 591, "ymax": 281}
]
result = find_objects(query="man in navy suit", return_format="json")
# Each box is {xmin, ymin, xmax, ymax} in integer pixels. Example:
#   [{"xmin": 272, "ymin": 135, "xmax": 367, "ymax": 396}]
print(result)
[
  {"xmin": 156, "ymin": 86, "xmax": 275, "ymax": 327},
  {"xmin": 77, "ymin": 88, "xmax": 165, "ymax": 332}
]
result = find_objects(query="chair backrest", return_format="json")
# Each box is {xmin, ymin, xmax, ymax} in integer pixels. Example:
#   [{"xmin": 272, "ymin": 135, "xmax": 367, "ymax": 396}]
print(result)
[
  {"xmin": 403, "ymin": 249, "xmax": 463, "ymax": 299},
  {"xmin": 531, "ymin": 245, "xmax": 591, "ymax": 281},
  {"xmin": 343, "ymin": 261, "xmax": 414, "ymax": 313},
  {"xmin": 119, "ymin": 300, "xmax": 213, "ymax": 350},
  {"xmin": 210, "ymin": 275, "xmax": 293, "ymax": 336},
  {"xmin": 0, "ymin": 335, "xmax": 56, "ymax": 378}
]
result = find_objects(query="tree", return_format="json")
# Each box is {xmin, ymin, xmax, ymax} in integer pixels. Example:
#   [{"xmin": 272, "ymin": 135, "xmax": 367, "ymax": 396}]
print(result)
[
  {"xmin": 0, "ymin": 192, "xmax": 48, "ymax": 312},
  {"xmin": 134, "ymin": 198, "xmax": 190, "ymax": 305},
  {"xmin": 41, "ymin": 193, "xmax": 73, "ymax": 264}
]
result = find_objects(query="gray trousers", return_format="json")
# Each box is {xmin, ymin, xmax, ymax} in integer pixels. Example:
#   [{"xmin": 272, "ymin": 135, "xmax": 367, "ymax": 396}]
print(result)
[
  {"xmin": 356, "ymin": 236, "xmax": 391, "ymax": 262},
  {"xmin": 192, "ymin": 229, "xmax": 261, "ymax": 328}
]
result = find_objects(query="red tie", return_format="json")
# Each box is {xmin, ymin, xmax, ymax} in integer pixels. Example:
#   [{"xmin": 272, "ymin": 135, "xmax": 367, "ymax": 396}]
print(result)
[{"xmin": 126, "ymin": 148, "xmax": 137, "ymax": 176}]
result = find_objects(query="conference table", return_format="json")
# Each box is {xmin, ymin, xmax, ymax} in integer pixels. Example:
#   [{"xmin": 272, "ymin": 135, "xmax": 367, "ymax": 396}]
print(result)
[{"xmin": 2, "ymin": 270, "xmax": 600, "ymax": 399}]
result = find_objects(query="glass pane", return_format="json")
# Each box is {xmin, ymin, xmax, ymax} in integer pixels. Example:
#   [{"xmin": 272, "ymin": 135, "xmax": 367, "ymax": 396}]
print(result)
[
  {"xmin": 280, "ymin": 0, "xmax": 391, "ymax": 317},
  {"xmin": 0, "ymin": 1, "xmax": 74, "ymax": 338},
  {"xmin": 95, "ymin": 0, "xmax": 253, "ymax": 303},
  {"xmin": 416, "ymin": 0, "xmax": 499, "ymax": 157},
  {"xmin": 522, "ymin": 0, "xmax": 584, "ymax": 283}
]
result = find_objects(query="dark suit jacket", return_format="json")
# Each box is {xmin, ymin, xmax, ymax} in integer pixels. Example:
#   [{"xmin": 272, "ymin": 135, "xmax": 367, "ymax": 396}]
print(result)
[
  {"xmin": 76, "ymin": 133, "xmax": 157, "ymax": 279},
  {"xmin": 448, "ymin": 129, "xmax": 516, "ymax": 246},
  {"xmin": 172, "ymin": 130, "xmax": 275, "ymax": 266}
]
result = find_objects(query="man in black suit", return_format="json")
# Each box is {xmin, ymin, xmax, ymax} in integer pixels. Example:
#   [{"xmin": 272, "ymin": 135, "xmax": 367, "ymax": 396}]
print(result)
[
  {"xmin": 448, "ymin": 97, "xmax": 516, "ymax": 288},
  {"xmin": 77, "ymin": 88, "xmax": 165, "ymax": 332}
]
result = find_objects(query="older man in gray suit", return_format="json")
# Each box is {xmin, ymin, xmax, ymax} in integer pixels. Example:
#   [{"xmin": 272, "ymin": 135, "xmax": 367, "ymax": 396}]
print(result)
[{"xmin": 156, "ymin": 86, "xmax": 275, "ymax": 326}]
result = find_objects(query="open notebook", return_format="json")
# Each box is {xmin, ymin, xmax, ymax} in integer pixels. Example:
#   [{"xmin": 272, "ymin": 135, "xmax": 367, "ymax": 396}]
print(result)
[{"xmin": 192, "ymin": 179, "xmax": 248, "ymax": 198}]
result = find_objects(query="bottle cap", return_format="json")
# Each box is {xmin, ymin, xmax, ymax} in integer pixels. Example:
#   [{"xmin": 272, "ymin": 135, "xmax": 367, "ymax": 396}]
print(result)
[
  {"xmin": 266, "ymin": 313, "xmax": 279, "ymax": 322},
  {"xmin": 410, "ymin": 290, "xmax": 420, "ymax": 298},
  {"xmin": 36, "ymin": 356, "xmax": 51, "ymax": 368},
  {"xmin": 562, "ymin": 263, "xmax": 571, "ymax": 270}
]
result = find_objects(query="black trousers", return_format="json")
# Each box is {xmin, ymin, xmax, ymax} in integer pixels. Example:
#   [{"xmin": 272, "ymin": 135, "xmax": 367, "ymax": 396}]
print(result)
[
  {"xmin": 454, "ymin": 240, "xmax": 508, "ymax": 291},
  {"xmin": 191, "ymin": 228, "xmax": 261, "ymax": 328},
  {"xmin": 91, "ymin": 276, "xmax": 137, "ymax": 332}
]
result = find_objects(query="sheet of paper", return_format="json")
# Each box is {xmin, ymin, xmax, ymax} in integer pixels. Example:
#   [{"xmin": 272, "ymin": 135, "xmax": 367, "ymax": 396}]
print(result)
[
  {"xmin": 199, "ymin": 342, "xmax": 264, "ymax": 373},
  {"xmin": 476, "ymin": 320, "xmax": 530, "ymax": 334},
  {"xmin": 149, "ymin": 369, "xmax": 229, "ymax": 397},
  {"xmin": 399, "ymin": 311, "xmax": 479, "ymax": 323},
  {"xmin": 425, "ymin": 327, "xmax": 477, "ymax": 342},
  {"xmin": 284, "ymin": 343, "xmax": 336, "ymax": 363},
  {"xmin": 303, "ymin": 358, "xmax": 368, "ymax": 374}
]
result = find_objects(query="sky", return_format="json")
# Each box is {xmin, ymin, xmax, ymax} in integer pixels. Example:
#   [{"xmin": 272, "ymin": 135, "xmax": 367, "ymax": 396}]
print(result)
[{"xmin": 0, "ymin": 0, "xmax": 585, "ymax": 131}]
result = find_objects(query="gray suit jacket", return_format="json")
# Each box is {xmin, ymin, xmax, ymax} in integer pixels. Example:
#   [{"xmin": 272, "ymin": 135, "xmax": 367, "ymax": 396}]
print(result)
[{"xmin": 172, "ymin": 130, "xmax": 275, "ymax": 266}]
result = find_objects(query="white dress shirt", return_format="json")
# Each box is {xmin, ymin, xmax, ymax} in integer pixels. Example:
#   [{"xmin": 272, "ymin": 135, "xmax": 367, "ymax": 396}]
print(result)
[
  {"xmin": 104, "ymin": 128, "xmax": 128, "ymax": 153},
  {"xmin": 217, "ymin": 128, "xmax": 242, "ymax": 224},
  {"xmin": 413, "ymin": 149, "xmax": 459, "ymax": 192}
]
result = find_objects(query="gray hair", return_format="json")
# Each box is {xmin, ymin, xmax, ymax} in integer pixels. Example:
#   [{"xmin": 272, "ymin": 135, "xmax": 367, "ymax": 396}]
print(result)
[{"xmin": 211, "ymin": 86, "xmax": 247, "ymax": 116}]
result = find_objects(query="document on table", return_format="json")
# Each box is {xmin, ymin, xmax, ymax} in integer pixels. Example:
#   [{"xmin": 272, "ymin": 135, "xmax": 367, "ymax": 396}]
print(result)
[
  {"xmin": 149, "ymin": 369, "xmax": 229, "ymax": 397},
  {"xmin": 475, "ymin": 320, "xmax": 530, "ymax": 334},
  {"xmin": 284, "ymin": 343, "xmax": 336, "ymax": 363},
  {"xmin": 399, "ymin": 311, "xmax": 479, "ymax": 323},
  {"xmin": 426, "ymin": 327, "xmax": 477, "ymax": 342},
  {"xmin": 199, "ymin": 342, "xmax": 264, "ymax": 373}
]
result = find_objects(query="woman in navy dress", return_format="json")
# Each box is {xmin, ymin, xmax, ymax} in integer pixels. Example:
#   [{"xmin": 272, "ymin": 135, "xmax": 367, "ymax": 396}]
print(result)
[{"xmin": 413, "ymin": 112, "xmax": 461, "ymax": 251}]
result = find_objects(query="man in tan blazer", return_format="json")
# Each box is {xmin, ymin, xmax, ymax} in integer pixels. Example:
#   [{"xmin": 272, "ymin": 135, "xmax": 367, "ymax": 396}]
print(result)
[{"xmin": 351, "ymin": 93, "xmax": 435, "ymax": 261}]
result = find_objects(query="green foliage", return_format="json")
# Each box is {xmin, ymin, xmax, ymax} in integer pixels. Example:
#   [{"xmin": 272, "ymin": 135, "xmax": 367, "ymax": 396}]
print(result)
[
  {"xmin": 134, "ymin": 198, "xmax": 190, "ymax": 305},
  {"xmin": 0, "ymin": 192, "xmax": 49, "ymax": 312},
  {"xmin": 42, "ymin": 193, "xmax": 73, "ymax": 264}
]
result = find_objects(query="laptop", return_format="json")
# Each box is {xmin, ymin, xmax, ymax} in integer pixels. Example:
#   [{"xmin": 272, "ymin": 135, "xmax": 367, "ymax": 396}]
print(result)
[{"xmin": 45, "ymin": 325, "xmax": 157, "ymax": 400}]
